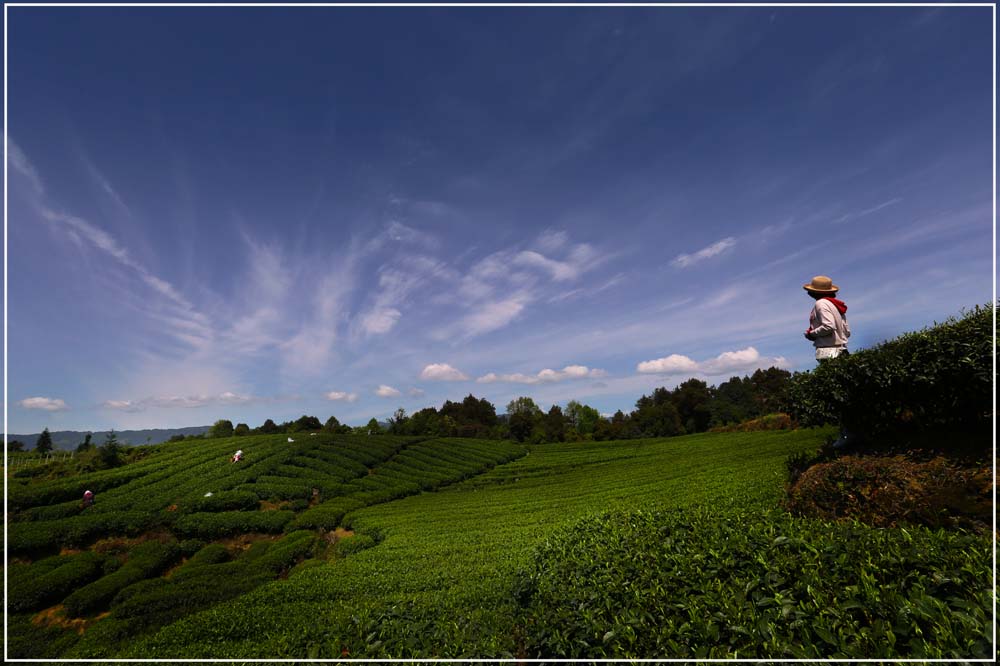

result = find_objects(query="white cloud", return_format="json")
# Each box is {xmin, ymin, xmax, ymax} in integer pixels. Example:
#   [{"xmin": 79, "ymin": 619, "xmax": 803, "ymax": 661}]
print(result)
[
  {"xmin": 19, "ymin": 396, "xmax": 68, "ymax": 411},
  {"xmin": 325, "ymin": 391, "xmax": 359, "ymax": 403},
  {"xmin": 360, "ymin": 307, "xmax": 402, "ymax": 335},
  {"xmin": 458, "ymin": 297, "xmax": 526, "ymax": 337},
  {"xmin": 408, "ymin": 387, "xmax": 426, "ymax": 398},
  {"xmin": 671, "ymin": 237, "xmax": 737, "ymax": 268},
  {"xmin": 476, "ymin": 365, "xmax": 607, "ymax": 385},
  {"xmin": 375, "ymin": 385, "xmax": 401, "ymax": 398},
  {"xmin": 7, "ymin": 137, "xmax": 44, "ymax": 194},
  {"xmin": 637, "ymin": 354, "xmax": 700, "ymax": 374},
  {"xmin": 420, "ymin": 363, "xmax": 469, "ymax": 381},
  {"xmin": 638, "ymin": 347, "xmax": 790, "ymax": 377},
  {"xmin": 102, "ymin": 400, "xmax": 143, "ymax": 412},
  {"xmin": 536, "ymin": 229, "xmax": 569, "ymax": 252},
  {"xmin": 513, "ymin": 250, "xmax": 578, "ymax": 281}
]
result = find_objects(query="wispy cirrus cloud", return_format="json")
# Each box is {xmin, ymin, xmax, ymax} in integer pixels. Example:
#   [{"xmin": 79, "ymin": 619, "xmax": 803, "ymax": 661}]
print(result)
[
  {"xmin": 19, "ymin": 396, "xmax": 69, "ymax": 411},
  {"xmin": 102, "ymin": 391, "xmax": 259, "ymax": 412},
  {"xmin": 671, "ymin": 236, "xmax": 737, "ymax": 268},
  {"xmin": 477, "ymin": 364, "xmax": 607, "ymax": 385}
]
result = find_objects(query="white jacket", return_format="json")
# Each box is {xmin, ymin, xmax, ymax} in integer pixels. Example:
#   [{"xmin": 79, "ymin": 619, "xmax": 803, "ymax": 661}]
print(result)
[{"xmin": 809, "ymin": 299, "xmax": 850, "ymax": 348}]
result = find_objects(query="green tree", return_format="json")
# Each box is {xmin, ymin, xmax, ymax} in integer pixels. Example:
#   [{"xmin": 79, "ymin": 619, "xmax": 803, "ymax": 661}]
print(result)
[
  {"xmin": 542, "ymin": 405, "xmax": 566, "ymax": 442},
  {"xmin": 389, "ymin": 408, "xmax": 410, "ymax": 435},
  {"xmin": 258, "ymin": 419, "xmax": 279, "ymax": 434},
  {"xmin": 749, "ymin": 367, "xmax": 792, "ymax": 414},
  {"xmin": 507, "ymin": 397, "xmax": 542, "ymax": 443},
  {"xmin": 35, "ymin": 428, "xmax": 53, "ymax": 454},
  {"xmin": 208, "ymin": 419, "xmax": 235, "ymax": 439},
  {"xmin": 365, "ymin": 418, "xmax": 383, "ymax": 435},
  {"xmin": 293, "ymin": 415, "xmax": 323, "ymax": 432},
  {"xmin": 8, "ymin": 440, "xmax": 25, "ymax": 452},
  {"xmin": 76, "ymin": 433, "xmax": 94, "ymax": 453},
  {"xmin": 234, "ymin": 423, "xmax": 250, "ymax": 436},
  {"xmin": 324, "ymin": 416, "xmax": 342, "ymax": 432},
  {"xmin": 98, "ymin": 431, "xmax": 123, "ymax": 468},
  {"xmin": 565, "ymin": 400, "xmax": 601, "ymax": 436},
  {"xmin": 672, "ymin": 379, "xmax": 713, "ymax": 433}
]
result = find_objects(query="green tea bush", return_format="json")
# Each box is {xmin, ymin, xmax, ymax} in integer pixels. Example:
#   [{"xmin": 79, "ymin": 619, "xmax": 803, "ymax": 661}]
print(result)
[
  {"xmin": 63, "ymin": 540, "xmax": 180, "ymax": 617},
  {"xmin": 176, "ymin": 489, "xmax": 260, "ymax": 514},
  {"xmin": 515, "ymin": 506, "xmax": 992, "ymax": 658},
  {"xmin": 173, "ymin": 510, "xmax": 294, "ymax": 539},
  {"xmin": 8, "ymin": 552, "xmax": 108, "ymax": 612},
  {"xmin": 785, "ymin": 455, "xmax": 992, "ymax": 531},
  {"xmin": 8, "ymin": 511, "xmax": 158, "ymax": 553},
  {"xmin": 786, "ymin": 304, "xmax": 993, "ymax": 451},
  {"xmin": 287, "ymin": 497, "xmax": 365, "ymax": 531}
]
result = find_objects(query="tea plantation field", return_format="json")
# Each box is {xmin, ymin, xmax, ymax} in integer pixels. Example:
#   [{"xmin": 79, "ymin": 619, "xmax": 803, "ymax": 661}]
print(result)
[{"xmin": 6, "ymin": 428, "xmax": 993, "ymax": 659}]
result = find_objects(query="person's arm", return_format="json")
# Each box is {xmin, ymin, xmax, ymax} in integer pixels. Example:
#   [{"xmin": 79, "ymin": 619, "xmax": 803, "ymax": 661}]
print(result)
[{"xmin": 809, "ymin": 301, "xmax": 838, "ymax": 338}]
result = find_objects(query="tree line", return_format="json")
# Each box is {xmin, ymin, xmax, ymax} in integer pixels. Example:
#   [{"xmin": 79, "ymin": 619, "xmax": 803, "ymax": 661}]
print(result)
[
  {"xmin": 18, "ymin": 367, "xmax": 792, "ymax": 451},
  {"xmin": 206, "ymin": 366, "xmax": 791, "ymax": 444}
]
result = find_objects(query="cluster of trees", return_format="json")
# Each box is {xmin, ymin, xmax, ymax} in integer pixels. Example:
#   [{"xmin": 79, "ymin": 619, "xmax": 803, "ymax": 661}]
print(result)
[
  {"xmin": 381, "ymin": 367, "xmax": 793, "ymax": 444},
  {"xmin": 20, "ymin": 367, "xmax": 793, "ymax": 453}
]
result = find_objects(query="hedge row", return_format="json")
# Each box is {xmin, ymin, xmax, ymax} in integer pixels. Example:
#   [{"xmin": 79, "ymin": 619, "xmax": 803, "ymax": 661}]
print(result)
[
  {"xmin": 8, "ymin": 552, "xmax": 109, "ymax": 612},
  {"xmin": 63, "ymin": 540, "xmax": 180, "ymax": 617},
  {"xmin": 108, "ymin": 531, "xmax": 316, "ymax": 632},
  {"xmin": 287, "ymin": 497, "xmax": 366, "ymax": 531},
  {"xmin": 176, "ymin": 489, "xmax": 261, "ymax": 514},
  {"xmin": 172, "ymin": 510, "xmax": 295, "ymax": 539},
  {"xmin": 786, "ymin": 304, "xmax": 993, "ymax": 451},
  {"xmin": 8, "ymin": 511, "xmax": 158, "ymax": 554}
]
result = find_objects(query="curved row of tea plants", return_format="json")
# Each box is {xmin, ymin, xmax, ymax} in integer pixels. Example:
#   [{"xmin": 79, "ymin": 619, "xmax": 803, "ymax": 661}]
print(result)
[
  {"xmin": 515, "ymin": 505, "xmax": 992, "ymax": 658},
  {"xmin": 118, "ymin": 429, "xmax": 835, "ymax": 658}
]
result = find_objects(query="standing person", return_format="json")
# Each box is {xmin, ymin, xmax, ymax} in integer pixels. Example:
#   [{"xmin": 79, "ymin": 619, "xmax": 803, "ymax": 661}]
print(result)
[{"xmin": 803, "ymin": 275, "xmax": 850, "ymax": 360}]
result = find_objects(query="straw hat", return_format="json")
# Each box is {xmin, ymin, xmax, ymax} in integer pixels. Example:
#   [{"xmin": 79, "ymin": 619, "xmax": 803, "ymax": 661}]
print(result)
[{"xmin": 803, "ymin": 275, "xmax": 839, "ymax": 293}]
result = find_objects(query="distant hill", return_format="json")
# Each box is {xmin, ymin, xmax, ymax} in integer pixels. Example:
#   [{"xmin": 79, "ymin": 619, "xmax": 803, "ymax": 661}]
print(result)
[{"xmin": 4, "ymin": 426, "xmax": 211, "ymax": 451}]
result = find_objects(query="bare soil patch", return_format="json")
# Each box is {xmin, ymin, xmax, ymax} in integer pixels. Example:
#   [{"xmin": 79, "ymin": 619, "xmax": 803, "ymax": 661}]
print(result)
[{"xmin": 32, "ymin": 605, "xmax": 110, "ymax": 635}]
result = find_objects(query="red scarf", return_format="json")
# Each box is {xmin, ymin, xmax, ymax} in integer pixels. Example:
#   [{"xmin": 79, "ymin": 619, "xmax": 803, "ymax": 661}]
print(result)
[{"xmin": 822, "ymin": 297, "xmax": 848, "ymax": 314}]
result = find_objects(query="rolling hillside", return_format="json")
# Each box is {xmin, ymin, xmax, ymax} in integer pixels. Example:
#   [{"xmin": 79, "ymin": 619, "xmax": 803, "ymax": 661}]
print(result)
[{"xmin": 6, "ymin": 428, "xmax": 991, "ymax": 659}]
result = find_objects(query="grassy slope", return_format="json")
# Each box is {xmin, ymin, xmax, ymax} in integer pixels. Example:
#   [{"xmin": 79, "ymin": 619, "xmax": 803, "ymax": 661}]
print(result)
[{"xmin": 124, "ymin": 427, "xmax": 832, "ymax": 658}]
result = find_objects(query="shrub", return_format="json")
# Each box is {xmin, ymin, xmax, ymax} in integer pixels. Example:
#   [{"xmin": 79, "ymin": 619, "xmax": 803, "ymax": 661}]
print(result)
[
  {"xmin": 784, "ymin": 455, "xmax": 992, "ymax": 531},
  {"xmin": 173, "ymin": 510, "xmax": 294, "ymax": 539},
  {"xmin": 710, "ymin": 413, "xmax": 795, "ymax": 433},
  {"xmin": 8, "ymin": 552, "xmax": 108, "ymax": 612},
  {"xmin": 176, "ymin": 489, "xmax": 260, "ymax": 514},
  {"xmin": 515, "ymin": 505, "xmax": 992, "ymax": 658},
  {"xmin": 63, "ymin": 540, "xmax": 180, "ymax": 617},
  {"xmin": 287, "ymin": 497, "xmax": 365, "ymax": 531},
  {"xmin": 786, "ymin": 304, "xmax": 993, "ymax": 453},
  {"xmin": 8, "ymin": 511, "xmax": 158, "ymax": 554}
]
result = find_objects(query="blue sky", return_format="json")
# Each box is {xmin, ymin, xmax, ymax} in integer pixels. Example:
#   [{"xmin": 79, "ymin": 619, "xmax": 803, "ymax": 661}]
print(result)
[{"xmin": 5, "ymin": 6, "xmax": 994, "ymax": 432}]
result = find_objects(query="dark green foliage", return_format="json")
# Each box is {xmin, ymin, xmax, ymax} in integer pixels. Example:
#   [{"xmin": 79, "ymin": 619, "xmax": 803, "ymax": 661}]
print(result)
[
  {"xmin": 63, "ymin": 540, "xmax": 180, "ymax": 617},
  {"xmin": 8, "ymin": 511, "xmax": 157, "ymax": 553},
  {"xmin": 258, "ymin": 418, "xmax": 280, "ymax": 434},
  {"xmin": 208, "ymin": 419, "xmax": 234, "ymax": 439},
  {"xmin": 786, "ymin": 304, "xmax": 993, "ymax": 451},
  {"xmin": 516, "ymin": 506, "xmax": 992, "ymax": 658},
  {"xmin": 8, "ymin": 552, "xmax": 108, "ymax": 612},
  {"xmin": 234, "ymin": 422, "xmax": 250, "ymax": 436},
  {"xmin": 173, "ymin": 510, "xmax": 295, "ymax": 539},
  {"xmin": 35, "ymin": 427, "xmax": 54, "ymax": 453},
  {"xmin": 106, "ymin": 532, "xmax": 315, "ymax": 635},
  {"xmin": 98, "ymin": 431, "xmax": 124, "ymax": 468},
  {"xmin": 288, "ymin": 497, "xmax": 368, "ymax": 531},
  {"xmin": 177, "ymin": 489, "xmax": 260, "ymax": 514},
  {"xmin": 292, "ymin": 415, "xmax": 323, "ymax": 432}
]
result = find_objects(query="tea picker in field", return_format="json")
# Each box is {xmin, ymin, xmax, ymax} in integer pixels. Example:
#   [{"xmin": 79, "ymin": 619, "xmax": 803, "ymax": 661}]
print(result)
[
  {"xmin": 803, "ymin": 275, "xmax": 857, "ymax": 449},
  {"xmin": 232, "ymin": 449, "xmax": 243, "ymax": 463},
  {"xmin": 803, "ymin": 275, "xmax": 850, "ymax": 360},
  {"xmin": 82, "ymin": 489, "xmax": 95, "ymax": 507}
]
